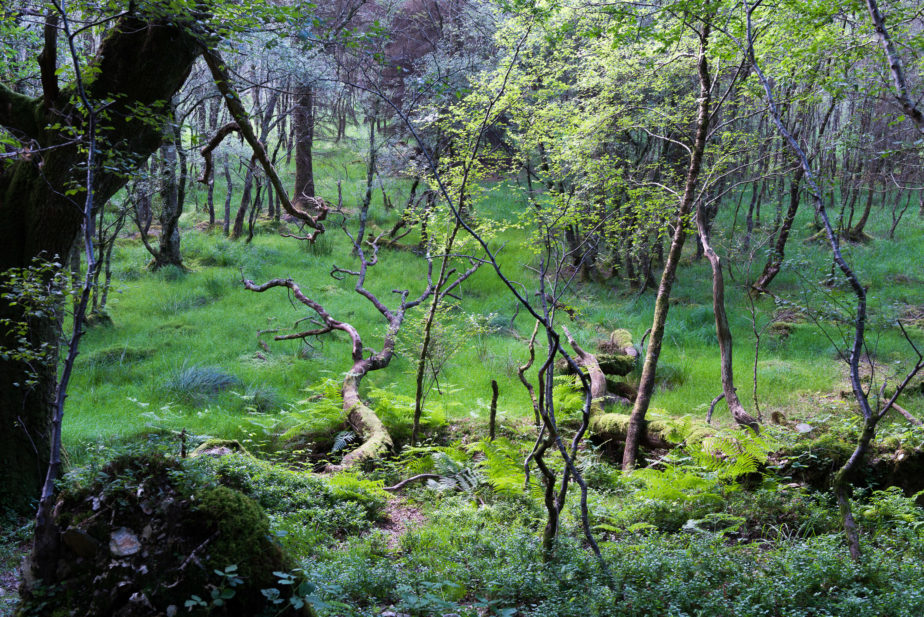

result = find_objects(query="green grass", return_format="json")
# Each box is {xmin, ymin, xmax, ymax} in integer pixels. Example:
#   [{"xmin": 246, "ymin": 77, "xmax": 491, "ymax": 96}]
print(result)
[{"xmin": 62, "ymin": 137, "xmax": 924, "ymax": 465}]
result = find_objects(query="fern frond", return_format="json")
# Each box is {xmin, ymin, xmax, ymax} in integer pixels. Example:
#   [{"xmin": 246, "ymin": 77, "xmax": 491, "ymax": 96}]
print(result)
[{"xmin": 331, "ymin": 431, "xmax": 356, "ymax": 453}]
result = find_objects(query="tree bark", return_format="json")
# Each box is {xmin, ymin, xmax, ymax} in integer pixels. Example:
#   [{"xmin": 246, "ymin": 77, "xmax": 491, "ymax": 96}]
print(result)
[
  {"xmin": 695, "ymin": 197, "xmax": 760, "ymax": 432},
  {"xmin": 293, "ymin": 83, "xmax": 316, "ymax": 202},
  {"xmin": 0, "ymin": 12, "xmax": 202, "ymax": 511},
  {"xmin": 754, "ymin": 167, "xmax": 803, "ymax": 291},
  {"xmin": 154, "ymin": 100, "xmax": 185, "ymax": 269}
]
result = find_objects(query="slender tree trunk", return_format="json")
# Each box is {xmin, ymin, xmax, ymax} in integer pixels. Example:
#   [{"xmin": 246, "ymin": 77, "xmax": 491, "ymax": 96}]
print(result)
[
  {"xmin": 232, "ymin": 160, "xmax": 256, "ymax": 239},
  {"xmin": 411, "ymin": 219, "xmax": 462, "ymax": 443},
  {"xmin": 154, "ymin": 101, "xmax": 185, "ymax": 269},
  {"xmin": 222, "ymin": 153, "xmax": 232, "ymax": 236},
  {"xmin": 623, "ymin": 24, "xmax": 713, "ymax": 470},
  {"xmin": 754, "ymin": 167, "xmax": 803, "ymax": 291},
  {"xmin": 695, "ymin": 200, "xmax": 760, "ymax": 431},
  {"xmin": 848, "ymin": 162, "xmax": 879, "ymax": 240}
]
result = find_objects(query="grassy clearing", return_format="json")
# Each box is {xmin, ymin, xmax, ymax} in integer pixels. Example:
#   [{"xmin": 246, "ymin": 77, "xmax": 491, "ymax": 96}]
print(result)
[{"xmin": 62, "ymin": 139, "xmax": 924, "ymax": 464}]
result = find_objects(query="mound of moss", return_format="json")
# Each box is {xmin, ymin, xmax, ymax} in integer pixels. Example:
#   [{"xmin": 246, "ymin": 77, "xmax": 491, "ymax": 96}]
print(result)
[{"xmin": 18, "ymin": 454, "xmax": 308, "ymax": 617}]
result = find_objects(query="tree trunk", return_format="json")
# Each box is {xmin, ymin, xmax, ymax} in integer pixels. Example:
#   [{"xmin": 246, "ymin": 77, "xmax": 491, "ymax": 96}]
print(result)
[
  {"xmin": 232, "ymin": 160, "xmax": 256, "ymax": 239},
  {"xmin": 695, "ymin": 199, "xmax": 760, "ymax": 432},
  {"xmin": 623, "ymin": 25, "xmax": 713, "ymax": 471},
  {"xmin": 154, "ymin": 102, "xmax": 185, "ymax": 269},
  {"xmin": 0, "ymin": 11, "xmax": 202, "ymax": 511},
  {"xmin": 754, "ymin": 167, "xmax": 803, "ymax": 292},
  {"xmin": 222, "ymin": 153, "xmax": 232, "ymax": 236},
  {"xmin": 293, "ymin": 83, "xmax": 315, "ymax": 202},
  {"xmin": 833, "ymin": 420, "xmax": 876, "ymax": 560}
]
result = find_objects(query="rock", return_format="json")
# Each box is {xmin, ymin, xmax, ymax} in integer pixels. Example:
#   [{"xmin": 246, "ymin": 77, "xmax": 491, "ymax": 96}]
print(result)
[
  {"xmin": 109, "ymin": 527, "xmax": 141, "ymax": 557},
  {"xmin": 609, "ymin": 328, "xmax": 635, "ymax": 351},
  {"xmin": 62, "ymin": 527, "xmax": 101, "ymax": 558},
  {"xmin": 191, "ymin": 438, "xmax": 251, "ymax": 458},
  {"xmin": 795, "ymin": 423, "xmax": 813, "ymax": 434}
]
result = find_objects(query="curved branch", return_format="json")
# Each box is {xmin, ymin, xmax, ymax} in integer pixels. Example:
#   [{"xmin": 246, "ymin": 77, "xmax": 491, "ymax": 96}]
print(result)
[
  {"xmin": 197, "ymin": 121, "xmax": 240, "ymax": 185},
  {"xmin": 202, "ymin": 49, "xmax": 328, "ymax": 239},
  {"xmin": 383, "ymin": 474, "xmax": 441, "ymax": 492},
  {"xmin": 0, "ymin": 83, "xmax": 42, "ymax": 138}
]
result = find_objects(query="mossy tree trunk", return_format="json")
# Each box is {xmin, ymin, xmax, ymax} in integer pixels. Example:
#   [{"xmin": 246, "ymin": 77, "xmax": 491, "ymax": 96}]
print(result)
[
  {"xmin": 153, "ymin": 99, "xmax": 185, "ymax": 269},
  {"xmin": 293, "ymin": 83, "xmax": 316, "ymax": 202},
  {"xmin": 0, "ymin": 11, "xmax": 203, "ymax": 511}
]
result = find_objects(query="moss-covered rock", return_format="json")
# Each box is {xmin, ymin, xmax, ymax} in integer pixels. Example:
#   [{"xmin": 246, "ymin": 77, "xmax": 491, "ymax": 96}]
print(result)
[
  {"xmin": 597, "ymin": 353, "xmax": 636, "ymax": 376},
  {"xmin": 608, "ymin": 328, "xmax": 634, "ymax": 350},
  {"xmin": 195, "ymin": 486, "xmax": 283, "ymax": 587},
  {"xmin": 191, "ymin": 438, "xmax": 251, "ymax": 458},
  {"xmin": 773, "ymin": 430, "xmax": 924, "ymax": 494},
  {"xmin": 17, "ymin": 454, "xmax": 308, "ymax": 617}
]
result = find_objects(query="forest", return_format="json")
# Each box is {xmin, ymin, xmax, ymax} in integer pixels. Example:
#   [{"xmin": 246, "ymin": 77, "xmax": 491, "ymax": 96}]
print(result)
[{"xmin": 0, "ymin": 0, "xmax": 923, "ymax": 615}]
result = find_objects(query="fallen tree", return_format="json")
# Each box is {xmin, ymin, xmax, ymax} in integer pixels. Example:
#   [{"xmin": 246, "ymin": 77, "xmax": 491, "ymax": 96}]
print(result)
[
  {"xmin": 559, "ymin": 326, "xmax": 682, "ymax": 453},
  {"xmin": 244, "ymin": 204, "xmax": 479, "ymax": 470}
]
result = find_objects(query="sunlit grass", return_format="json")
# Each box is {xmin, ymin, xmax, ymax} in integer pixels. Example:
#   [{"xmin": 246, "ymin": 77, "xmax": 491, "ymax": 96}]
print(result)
[{"xmin": 64, "ymin": 137, "xmax": 924, "ymax": 463}]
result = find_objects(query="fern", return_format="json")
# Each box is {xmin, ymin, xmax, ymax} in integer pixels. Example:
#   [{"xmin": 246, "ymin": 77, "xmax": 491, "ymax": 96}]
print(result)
[
  {"xmin": 633, "ymin": 466, "xmax": 719, "ymax": 503},
  {"xmin": 467, "ymin": 438, "xmax": 530, "ymax": 496},
  {"xmin": 276, "ymin": 378, "xmax": 344, "ymax": 440},
  {"xmin": 425, "ymin": 453, "xmax": 482, "ymax": 494},
  {"xmin": 552, "ymin": 375, "xmax": 585, "ymax": 416},
  {"xmin": 688, "ymin": 429, "xmax": 782, "ymax": 480},
  {"xmin": 331, "ymin": 431, "xmax": 356, "ymax": 454}
]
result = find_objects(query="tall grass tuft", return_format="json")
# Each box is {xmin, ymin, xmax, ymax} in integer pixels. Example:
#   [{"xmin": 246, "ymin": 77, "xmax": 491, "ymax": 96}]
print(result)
[{"xmin": 162, "ymin": 364, "xmax": 242, "ymax": 406}]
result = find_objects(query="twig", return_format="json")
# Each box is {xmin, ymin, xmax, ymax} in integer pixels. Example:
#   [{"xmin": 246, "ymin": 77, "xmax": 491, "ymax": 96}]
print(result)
[
  {"xmin": 706, "ymin": 392, "xmax": 725, "ymax": 424},
  {"xmin": 383, "ymin": 474, "xmax": 441, "ymax": 492}
]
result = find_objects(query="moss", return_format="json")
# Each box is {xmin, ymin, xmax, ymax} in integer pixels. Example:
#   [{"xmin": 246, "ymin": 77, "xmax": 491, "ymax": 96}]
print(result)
[
  {"xmin": 597, "ymin": 353, "xmax": 636, "ymax": 376},
  {"xmin": 19, "ymin": 453, "xmax": 301, "ymax": 617},
  {"xmin": 195, "ymin": 485, "xmax": 284, "ymax": 584},
  {"xmin": 609, "ymin": 328, "xmax": 634, "ymax": 349},
  {"xmin": 768, "ymin": 321, "xmax": 795, "ymax": 339},
  {"xmin": 590, "ymin": 412, "xmax": 631, "ymax": 435},
  {"xmin": 84, "ymin": 345, "xmax": 154, "ymax": 366},
  {"xmin": 774, "ymin": 432, "xmax": 857, "ymax": 489},
  {"xmin": 589, "ymin": 410, "xmax": 695, "ymax": 453}
]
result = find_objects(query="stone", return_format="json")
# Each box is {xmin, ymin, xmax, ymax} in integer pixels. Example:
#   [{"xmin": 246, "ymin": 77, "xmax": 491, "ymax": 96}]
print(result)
[
  {"xmin": 62, "ymin": 528, "xmax": 101, "ymax": 558},
  {"xmin": 109, "ymin": 527, "xmax": 141, "ymax": 557}
]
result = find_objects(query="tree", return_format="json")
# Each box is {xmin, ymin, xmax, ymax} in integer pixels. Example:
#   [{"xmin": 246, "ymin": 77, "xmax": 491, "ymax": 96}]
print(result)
[{"xmin": 0, "ymin": 3, "xmax": 203, "ymax": 511}]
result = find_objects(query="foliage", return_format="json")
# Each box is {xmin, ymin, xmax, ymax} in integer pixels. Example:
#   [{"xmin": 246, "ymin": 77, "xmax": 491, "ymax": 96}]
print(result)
[
  {"xmin": 687, "ymin": 428, "xmax": 783, "ymax": 480},
  {"xmin": 197, "ymin": 453, "xmax": 386, "ymax": 554},
  {"xmin": 0, "ymin": 258, "xmax": 68, "ymax": 387}
]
